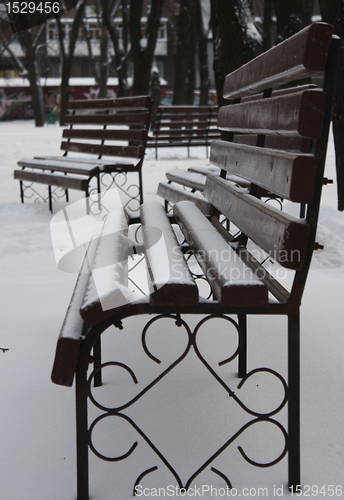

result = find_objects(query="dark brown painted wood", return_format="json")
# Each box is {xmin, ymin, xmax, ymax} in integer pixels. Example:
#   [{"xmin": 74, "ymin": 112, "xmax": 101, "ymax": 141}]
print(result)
[
  {"xmin": 233, "ymin": 134, "xmax": 312, "ymax": 153},
  {"xmin": 157, "ymin": 182, "xmax": 214, "ymax": 215},
  {"xmin": 62, "ymin": 128, "xmax": 147, "ymax": 143},
  {"xmin": 65, "ymin": 112, "xmax": 150, "ymax": 127},
  {"xmin": 67, "ymin": 95, "xmax": 152, "ymax": 110},
  {"xmin": 166, "ymin": 169, "xmax": 207, "ymax": 191},
  {"xmin": 14, "ymin": 170, "xmax": 89, "ymax": 191},
  {"xmin": 147, "ymin": 105, "xmax": 221, "ymax": 151},
  {"xmin": 204, "ymin": 175, "xmax": 310, "ymax": 270},
  {"xmin": 223, "ymin": 23, "xmax": 333, "ymax": 99},
  {"xmin": 173, "ymin": 201, "xmax": 268, "ymax": 306},
  {"xmin": 218, "ymin": 89, "xmax": 326, "ymax": 138},
  {"xmin": 60, "ymin": 141, "xmax": 144, "ymax": 159},
  {"xmin": 210, "ymin": 140, "xmax": 317, "ymax": 203},
  {"xmin": 140, "ymin": 202, "xmax": 198, "ymax": 306},
  {"xmin": 51, "ymin": 242, "xmax": 96, "ymax": 386},
  {"xmin": 17, "ymin": 158, "xmax": 100, "ymax": 176}
]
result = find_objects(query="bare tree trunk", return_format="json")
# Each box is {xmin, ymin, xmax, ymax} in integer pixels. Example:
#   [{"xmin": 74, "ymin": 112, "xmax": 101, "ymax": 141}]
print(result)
[
  {"xmin": 172, "ymin": 0, "xmax": 192, "ymax": 104},
  {"xmin": 262, "ymin": 0, "xmax": 275, "ymax": 50},
  {"xmin": 57, "ymin": 1, "xmax": 86, "ymax": 125},
  {"xmin": 98, "ymin": 26, "xmax": 109, "ymax": 98},
  {"xmin": 101, "ymin": 0, "xmax": 128, "ymax": 97},
  {"xmin": 82, "ymin": 18, "xmax": 100, "ymax": 86},
  {"xmin": 195, "ymin": 0, "xmax": 210, "ymax": 105},
  {"xmin": 186, "ymin": 0, "xmax": 196, "ymax": 105},
  {"xmin": 17, "ymin": 28, "xmax": 45, "ymax": 126},
  {"xmin": 130, "ymin": 0, "xmax": 164, "ymax": 96},
  {"xmin": 210, "ymin": 0, "xmax": 259, "ymax": 107},
  {"xmin": 319, "ymin": 0, "xmax": 344, "ymax": 211},
  {"xmin": 273, "ymin": 0, "xmax": 314, "ymax": 42}
]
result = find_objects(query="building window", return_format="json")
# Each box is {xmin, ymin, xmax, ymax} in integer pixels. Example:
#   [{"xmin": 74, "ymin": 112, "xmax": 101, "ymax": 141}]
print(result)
[
  {"xmin": 88, "ymin": 23, "xmax": 100, "ymax": 40},
  {"xmin": 47, "ymin": 23, "xmax": 55, "ymax": 40},
  {"xmin": 158, "ymin": 23, "xmax": 167, "ymax": 40}
]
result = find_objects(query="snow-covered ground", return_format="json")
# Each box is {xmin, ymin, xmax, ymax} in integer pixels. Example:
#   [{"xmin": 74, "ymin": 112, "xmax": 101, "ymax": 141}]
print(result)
[{"xmin": 0, "ymin": 120, "xmax": 343, "ymax": 499}]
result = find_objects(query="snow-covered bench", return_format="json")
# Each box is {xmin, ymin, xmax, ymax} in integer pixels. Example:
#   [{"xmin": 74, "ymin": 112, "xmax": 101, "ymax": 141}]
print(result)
[
  {"xmin": 147, "ymin": 105, "xmax": 221, "ymax": 159},
  {"xmin": 51, "ymin": 23, "xmax": 339, "ymax": 499},
  {"xmin": 158, "ymin": 126, "xmax": 315, "ymax": 214},
  {"xmin": 14, "ymin": 96, "xmax": 152, "ymax": 213}
]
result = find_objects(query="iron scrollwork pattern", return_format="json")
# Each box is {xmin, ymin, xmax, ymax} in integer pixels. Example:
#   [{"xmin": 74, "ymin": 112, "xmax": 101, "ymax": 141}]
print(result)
[
  {"xmin": 20, "ymin": 179, "xmax": 67, "ymax": 205},
  {"xmin": 86, "ymin": 314, "xmax": 288, "ymax": 493},
  {"xmin": 100, "ymin": 172, "xmax": 141, "ymax": 213}
]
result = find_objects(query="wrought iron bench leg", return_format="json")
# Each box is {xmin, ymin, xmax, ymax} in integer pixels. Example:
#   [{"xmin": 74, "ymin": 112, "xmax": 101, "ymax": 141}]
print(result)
[
  {"xmin": 139, "ymin": 169, "xmax": 144, "ymax": 205},
  {"xmin": 288, "ymin": 312, "xmax": 301, "ymax": 489},
  {"xmin": 76, "ymin": 346, "xmax": 91, "ymax": 500},
  {"xmin": 48, "ymin": 185, "xmax": 53, "ymax": 213},
  {"xmin": 19, "ymin": 180, "xmax": 24, "ymax": 203},
  {"xmin": 238, "ymin": 314, "xmax": 247, "ymax": 378},
  {"xmin": 93, "ymin": 336, "xmax": 102, "ymax": 387}
]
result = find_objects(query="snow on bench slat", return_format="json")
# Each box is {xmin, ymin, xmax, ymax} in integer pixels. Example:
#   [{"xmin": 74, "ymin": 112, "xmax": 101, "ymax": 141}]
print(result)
[
  {"xmin": 157, "ymin": 182, "xmax": 213, "ymax": 215},
  {"xmin": 173, "ymin": 201, "xmax": 268, "ymax": 307},
  {"xmin": 51, "ymin": 238, "xmax": 97, "ymax": 386},
  {"xmin": 80, "ymin": 209, "xmax": 141, "ymax": 326},
  {"xmin": 166, "ymin": 169, "xmax": 207, "ymax": 192},
  {"xmin": 140, "ymin": 202, "xmax": 198, "ymax": 306}
]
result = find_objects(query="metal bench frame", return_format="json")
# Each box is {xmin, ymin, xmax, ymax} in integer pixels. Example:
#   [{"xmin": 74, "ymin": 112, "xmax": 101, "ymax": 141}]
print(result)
[{"xmin": 51, "ymin": 24, "xmax": 340, "ymax": 499}]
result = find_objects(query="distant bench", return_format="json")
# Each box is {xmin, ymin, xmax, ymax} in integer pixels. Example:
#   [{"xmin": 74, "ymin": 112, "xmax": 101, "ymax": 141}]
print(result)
[
  {"xmin": 147, "ymin": 105, "xmax": 221, "ymax": 159},
  {"xmin": 50, "ymin": 23, "xmax": 339, "ymax": 499},
  {"xmin": 14, "ymin": 96, "xmax": 152, "ymax": 212}
]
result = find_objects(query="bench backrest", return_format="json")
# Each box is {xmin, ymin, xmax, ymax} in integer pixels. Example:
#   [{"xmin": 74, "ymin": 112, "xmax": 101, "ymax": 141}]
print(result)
[
  {"xmin": 149, "ymin": 105, "xmax": 221, "ymax": 143},
  {"xmin": 62, "ymin": 95, "xmax": 152, "ymax": 164},
  {"xmin": 206, "ymin": 22, "xmax": 339, "ymax": 307}
]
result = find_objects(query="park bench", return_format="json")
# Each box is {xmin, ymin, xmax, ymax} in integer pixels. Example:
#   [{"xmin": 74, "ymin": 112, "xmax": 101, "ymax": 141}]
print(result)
[
  {"xmin": 147, "ymin": 105, "xmax": 221, "ymax": 159},
  {"xmin": 158, "ymin": 124, "xmax": 314, "ymax": 215},
  {"xmin": 14, "ymin": 95, "xmax": 152, "ymax": 213},
  {"xmin": 51, "ymin": 22, "xmax": 339, "ymax": 499}
]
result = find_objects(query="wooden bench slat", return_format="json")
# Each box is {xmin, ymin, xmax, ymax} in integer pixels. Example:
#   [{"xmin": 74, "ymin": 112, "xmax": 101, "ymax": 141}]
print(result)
[
  {"xmin": 204, "ymin": 175, "xmax": 309, "ymax": 270},
  {"xmin": 148, "ymin": 140, "xmax": 216, "ymax": 148},
  {"xmin": 80, "ymin": 209, "xmax": 134, "ymax": 326},
  {"xmin": 187, "ymin": 167, "xmax": 251, "ymax": 189},
  {"xmin": 33, "ymin": 155, "xmax": 136, "ymax": 170},
  {"xmin": 233, "ymin": 134, "xmax": 312, "ymax": 153},
  {"xmin": 155, "ymin": 105, "xmax": 218, "ymax": 113},
  {"xmin": 14, "ymin": 170, "xmax": 89, "ymax": 191},
  {"xmin": 61, "ymin": 141, "xmax": 144, "ymax": 159},
  {"xmin": 147, "ymin": 105, "xmax": 221, "ymax": 156},
  {"xmin": 173, "ymin": 201, "xmax": 268, "ymax": 306},
  {"xmin": 210, "ymin": 140, "xmax": 317, "ymax": 203},
  {"xmin": 150, "ymin": 128, "xmax": 218, "ymax": 137},
  {"xmin": 51, "ymin": 240, "xmax": 97, "ymax": 387},
  {"xmin": 166, "ymin": 169, "xmax": 208, "ymax": 191},
  {"xmin": 65, "ymin": 112, "xmax": 150, "ymax": 127},
  {"xmin": 218, "ymin": 89, "xmax": 326, "ymax": 137},
  {"xmin": 67, "ymin": 96, "xmax": 151, "ymax": 110},
  {"xmin": 140, "ymin": 202, "xmax": 198, "ymax": 306},
  {"xmin": 157, "ymin": 182, "xmax": 214, "ymax": 215},
  {"xmin": 17, "ymin": 158, "xmax": 100, "ymax": 176},
  {"xmin": 62, "ymin": 128, "xmax": 147, "ymax": 142},
  {"xmin": 155, "ymin": 118, "xmax": 211, "ymax": 125},
  {"xmin": 223, "ymin": 23, "xmax": 333, "ymax": 99}
]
